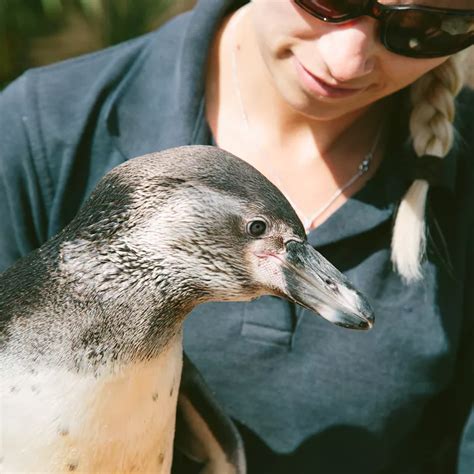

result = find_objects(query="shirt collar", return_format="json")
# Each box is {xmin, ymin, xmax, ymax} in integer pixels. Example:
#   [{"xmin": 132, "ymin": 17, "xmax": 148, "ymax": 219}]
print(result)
[{"xmin": 105, "ymin": 0, "xmax": 236, "ymax": 158}]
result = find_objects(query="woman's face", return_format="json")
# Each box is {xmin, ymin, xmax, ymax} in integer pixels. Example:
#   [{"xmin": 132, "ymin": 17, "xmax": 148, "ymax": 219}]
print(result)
[{"xmin": 249, "ymin": 0, "xmax": 454, "ymax": 120}]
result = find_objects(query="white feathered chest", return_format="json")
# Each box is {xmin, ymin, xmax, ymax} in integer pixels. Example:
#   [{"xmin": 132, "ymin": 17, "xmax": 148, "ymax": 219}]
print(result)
[{"xmin": 1, "ymin": 338, "xmax": 183, "ymax": 473}]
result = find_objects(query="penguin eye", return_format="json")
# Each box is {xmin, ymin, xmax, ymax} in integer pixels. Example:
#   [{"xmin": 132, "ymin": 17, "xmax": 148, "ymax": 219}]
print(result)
[{"xmin": 247, "ymin": 219, "xmax": 267, "ymax": 238}]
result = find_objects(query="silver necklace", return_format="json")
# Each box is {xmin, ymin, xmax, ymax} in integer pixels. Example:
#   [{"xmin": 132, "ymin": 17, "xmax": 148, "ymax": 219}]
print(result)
[{"xmin": 229, "ymin": 6, "xmax": 383, "ymax": 232}]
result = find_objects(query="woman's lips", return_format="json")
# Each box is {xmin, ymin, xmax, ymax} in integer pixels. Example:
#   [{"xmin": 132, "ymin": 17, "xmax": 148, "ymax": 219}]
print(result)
[{"xmin": 294, "ymin": 58, "xmax": 365, "ymax": 99}]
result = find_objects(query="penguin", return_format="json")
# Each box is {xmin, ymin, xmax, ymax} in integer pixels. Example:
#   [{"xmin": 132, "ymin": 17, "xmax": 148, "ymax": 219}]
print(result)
[{"xmin": 0, "ymin": 145, "xmax": 374, "ymax": 473}]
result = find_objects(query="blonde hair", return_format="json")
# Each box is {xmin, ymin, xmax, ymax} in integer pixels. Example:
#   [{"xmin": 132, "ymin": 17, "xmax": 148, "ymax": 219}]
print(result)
[{"xmin": 391, "ymin": 52, "xmax": 467, "ymax": 282}]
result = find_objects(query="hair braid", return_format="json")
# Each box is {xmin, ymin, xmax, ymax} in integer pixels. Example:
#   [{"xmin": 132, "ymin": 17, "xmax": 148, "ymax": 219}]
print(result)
[{"xmin": 391, "ymin": 54, "xmax": 465, "ymax": 282}]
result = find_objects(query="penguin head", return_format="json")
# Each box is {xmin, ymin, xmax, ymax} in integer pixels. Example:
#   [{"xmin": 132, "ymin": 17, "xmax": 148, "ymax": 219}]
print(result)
[{"xmin": 63, "ymin": 146, "xmax": 373, "ymax": 330}]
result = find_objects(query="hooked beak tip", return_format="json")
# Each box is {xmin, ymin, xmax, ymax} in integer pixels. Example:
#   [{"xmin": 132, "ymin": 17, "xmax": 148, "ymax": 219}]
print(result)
[
  {"xmin": 346, "ymin": 314, "xmax": 374, "ymax": 331},
  {"xmin": 330, "ymin": 290, "xmax": 375, "ymax": 331},
  {"xmin": 317, "ymin": 302, "xmax": 374, "ymax": 331}
]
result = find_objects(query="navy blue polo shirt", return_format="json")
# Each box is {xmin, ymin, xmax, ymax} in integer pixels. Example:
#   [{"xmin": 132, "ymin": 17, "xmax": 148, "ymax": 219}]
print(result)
[{"xmin": 0, "ymin": 0, "xmax": 473, "ymax": 472}]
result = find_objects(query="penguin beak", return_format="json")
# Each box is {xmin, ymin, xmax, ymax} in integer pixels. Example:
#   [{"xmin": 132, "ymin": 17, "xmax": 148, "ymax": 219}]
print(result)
[{"xmin": 277, "ymin": 240, "xmax": 374, "ymax": 330}]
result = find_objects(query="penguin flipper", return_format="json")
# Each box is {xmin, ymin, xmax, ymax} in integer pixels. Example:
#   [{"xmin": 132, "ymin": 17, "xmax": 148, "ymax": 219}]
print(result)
[{"xmin": 173, "ymin": 353, "xmax": 246, "ymax": 474}]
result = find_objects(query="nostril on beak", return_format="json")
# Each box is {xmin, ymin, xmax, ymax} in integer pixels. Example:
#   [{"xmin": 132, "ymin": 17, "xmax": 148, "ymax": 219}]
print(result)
[
  {"xmin": 324, "ymin": 278, "xmax": 338, "ymax": 292},
  {"xmin": 285, "ymin": 238, "xmax": 304, "ymax": 249}
]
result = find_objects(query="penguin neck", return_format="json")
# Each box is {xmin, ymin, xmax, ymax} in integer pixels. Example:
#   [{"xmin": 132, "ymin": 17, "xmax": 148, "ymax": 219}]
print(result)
[
  {"xmin": 67, "ymin": 296, "xmax": 193, "ymax": 373},
  {"xmin": 56, "ymin": 238, "xmax": 200, "ymax": 371}
]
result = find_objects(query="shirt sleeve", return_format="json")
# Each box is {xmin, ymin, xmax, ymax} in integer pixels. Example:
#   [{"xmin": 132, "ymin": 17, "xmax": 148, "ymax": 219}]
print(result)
[
  {"xmin": 0, "ymin": 73, "xmax": 51, "ymax": 272},
  {"xmin": 457, "ymin": 221, "xmax": 474, "ymax": 474}
]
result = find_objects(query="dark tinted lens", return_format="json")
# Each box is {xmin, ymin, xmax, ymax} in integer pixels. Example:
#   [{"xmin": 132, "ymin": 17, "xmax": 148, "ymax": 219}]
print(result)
[
  {"xmin": 383, "ymin": 10, "xmax": 474, "ymax": 58},
  {"xmin": 296, "ymin": 0, "xmax": 368, "ymax": 22}
]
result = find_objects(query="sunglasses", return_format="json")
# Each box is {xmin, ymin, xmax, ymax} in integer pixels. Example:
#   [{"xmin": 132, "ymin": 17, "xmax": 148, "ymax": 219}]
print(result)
[{"xmin": 295, "ymin": 0, "xmax": 474, "ymax": 58}]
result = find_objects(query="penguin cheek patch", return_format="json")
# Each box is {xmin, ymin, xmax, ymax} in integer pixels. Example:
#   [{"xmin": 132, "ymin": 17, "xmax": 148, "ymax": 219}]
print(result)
[{"xmin": 247, "ymin": 247, "xmax": 287, "ymax": 295}]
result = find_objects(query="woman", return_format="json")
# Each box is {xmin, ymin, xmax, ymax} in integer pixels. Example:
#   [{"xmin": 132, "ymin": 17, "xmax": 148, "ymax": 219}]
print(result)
[{"xmin": 0, "ymin": 0, "xmax": 473, "ymax": 472}]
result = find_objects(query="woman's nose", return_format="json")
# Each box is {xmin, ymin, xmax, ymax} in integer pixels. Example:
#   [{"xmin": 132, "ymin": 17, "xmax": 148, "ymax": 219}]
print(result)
[{"xmin": 316, "ymin": 18, "xmax": 378, "ymax": 83}]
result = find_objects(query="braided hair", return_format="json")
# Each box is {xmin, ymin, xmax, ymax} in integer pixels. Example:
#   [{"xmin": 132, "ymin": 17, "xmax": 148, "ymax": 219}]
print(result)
[{"xmin": 391, "ymin": 52, "xmax": 467, "ymax": 282}]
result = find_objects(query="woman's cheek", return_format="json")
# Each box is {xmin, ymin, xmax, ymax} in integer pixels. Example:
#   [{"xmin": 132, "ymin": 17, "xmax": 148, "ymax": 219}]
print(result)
[{"xmin": 379, "ymin": 55, "xmax": 449, "ymax": 93}]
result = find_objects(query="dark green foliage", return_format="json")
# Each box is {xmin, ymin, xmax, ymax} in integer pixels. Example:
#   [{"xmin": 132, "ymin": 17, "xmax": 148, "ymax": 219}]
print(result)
[{"xmin": 0, "ymin": 0, "xmax": 182, "ymax": 88}]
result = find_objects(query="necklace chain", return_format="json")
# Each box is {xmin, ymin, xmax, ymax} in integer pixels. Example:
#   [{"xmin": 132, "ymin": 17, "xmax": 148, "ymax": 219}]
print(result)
[{"xmin": 229, "ymin": 6, "xmax": 383, "ymax": 232}]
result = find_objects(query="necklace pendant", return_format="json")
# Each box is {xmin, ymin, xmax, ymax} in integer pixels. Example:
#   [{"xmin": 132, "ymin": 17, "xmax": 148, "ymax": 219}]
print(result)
[{"xmin": 359, "ymin": 154, "xmax": 372, "ymax": 173}]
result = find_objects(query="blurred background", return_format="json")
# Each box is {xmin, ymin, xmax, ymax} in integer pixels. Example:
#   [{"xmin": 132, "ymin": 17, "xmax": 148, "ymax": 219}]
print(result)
[
  {"xmin": 0, "ymin": 0, "xmax": 194, "ymax": 88},
  {"xmin": 1, "ymin": 0, "xmax": 473, "ymax": 89}
]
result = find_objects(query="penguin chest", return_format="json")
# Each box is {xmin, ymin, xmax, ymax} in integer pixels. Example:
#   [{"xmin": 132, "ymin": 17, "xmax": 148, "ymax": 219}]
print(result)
[{"xmin": 1, "ymin": 340, "xmax": 183, "ymax": 473}]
